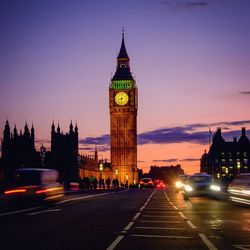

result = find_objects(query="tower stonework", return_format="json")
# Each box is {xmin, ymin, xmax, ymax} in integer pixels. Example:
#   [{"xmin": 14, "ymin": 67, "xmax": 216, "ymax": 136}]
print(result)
[{"xmin": 109, "ymin": 32, "xmax": 138, "ymax": 185}]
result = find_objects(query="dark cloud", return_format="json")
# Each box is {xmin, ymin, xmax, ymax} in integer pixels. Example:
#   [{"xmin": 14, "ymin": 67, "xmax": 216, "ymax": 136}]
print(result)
[
  {"xmin": 79, "ymin": 146, "xmax": 109, "ymax": 152},
  {"xmin": 79, "ymin": 147, "xmax": 95, "ymax": 151},
  {"xmin": 96, "ymin": 146, "xmax": 110, "ymax": 152},
  {"xmin": 180, "ymin": 158, "xmax": 200, "ymax": 162},
  {"xmin": 211, "ymin": 120, "xmax": 250, "ymax": 128},
  {"xmin": 138, "ymin": 125, "xmax": 209, "ymax": 145},
  {"xmin": 78, "ymin": 120, "xmax": 250, "ymax": 148},
  {"xmin": 153, "ymin": 159, "xmax": 178, "ymax": 163},
  {"xmin": 79, "ymin": 134, "xmax": 109, "ymax": 145},
  {"xmin": 162, "ymin": 0, "xmax": 209, "ymax": 10},
  {"xmin": 239, "ymin": 91, "xmax": 250, "ymax": 95}
]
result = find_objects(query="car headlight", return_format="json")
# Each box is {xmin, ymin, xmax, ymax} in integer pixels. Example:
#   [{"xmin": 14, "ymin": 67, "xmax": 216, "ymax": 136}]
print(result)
[
  {"xmin": 185, "ymin": 185, "xmax": 193, "ymax": 192},
  {"xmin": 176, "ymin": 181, "xmax": 183, "ymax": 188},
  {"xmin": 210, "ymin": 184, "xmax": 221, "ymax": 192}
]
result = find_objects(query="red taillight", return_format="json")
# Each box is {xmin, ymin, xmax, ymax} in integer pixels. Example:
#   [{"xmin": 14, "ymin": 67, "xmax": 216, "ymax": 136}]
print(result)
[
  {"xmin": 36, "ymin": 189, "xmax": 47, "ymax": 194},
  {"xmin": 4, "ymin": 189, "xmax": 27, "ymax": 195},
  {"xmin": 36, "ymin": 187, "xmax": 63, "ymax": 194}
]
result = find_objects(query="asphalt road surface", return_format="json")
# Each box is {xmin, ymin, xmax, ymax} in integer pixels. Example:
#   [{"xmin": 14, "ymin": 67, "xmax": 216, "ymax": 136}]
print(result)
[{"xmin": 0, "ymin": 187, "xmax": 250, "ymax": 250}]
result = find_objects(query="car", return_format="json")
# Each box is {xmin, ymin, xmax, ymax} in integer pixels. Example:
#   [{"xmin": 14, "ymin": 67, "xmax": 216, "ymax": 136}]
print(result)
[
  {"xmin": 139, "ymin": 178, "xmax": 154, "ymax": 188},
  {"xmin": 4, "ymin": 168, "xmax": 64, "ymax": 203},
  {"xmin": 228, "ymin": 173, "xmax": 250, "ymax": 206},
  {"xmin": 183, "ymin": 173, "xmax": 222, "ymax": 200},
  {"xmin": 175, "ymin": 174, "xmax": 189, "ymax": 192},
  {"xmin": 154, "ymin": 179, "xmax": 167, "ymax": 189}
]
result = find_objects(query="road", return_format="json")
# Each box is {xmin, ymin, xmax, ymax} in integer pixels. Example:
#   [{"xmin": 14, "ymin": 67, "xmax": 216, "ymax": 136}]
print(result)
[{"xmin": 0, "ymin": 188, "xmax": 250, "ymax": 250}]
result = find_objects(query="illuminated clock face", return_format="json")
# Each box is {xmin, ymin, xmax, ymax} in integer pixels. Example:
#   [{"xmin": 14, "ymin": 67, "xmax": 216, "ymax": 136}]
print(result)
[{"xmin": 115, "ymin": 91, "xmax": 129, "ymax": 106}]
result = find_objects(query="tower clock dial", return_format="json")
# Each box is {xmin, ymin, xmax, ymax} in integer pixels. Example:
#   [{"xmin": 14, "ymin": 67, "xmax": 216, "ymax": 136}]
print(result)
[{"xmin": 115, "ymin": 91, "xmax": 129, "ymax": 106}]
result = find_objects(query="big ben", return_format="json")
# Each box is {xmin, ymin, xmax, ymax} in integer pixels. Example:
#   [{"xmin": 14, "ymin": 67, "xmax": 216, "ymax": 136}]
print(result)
[{"xmin": 109, "ymin": 31, "xmax": 138, "ymax": 185}]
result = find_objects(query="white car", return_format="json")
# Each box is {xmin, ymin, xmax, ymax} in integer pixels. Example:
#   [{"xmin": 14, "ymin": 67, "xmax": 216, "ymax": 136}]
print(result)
[{"xmin": 228, "ymin": 173, "xmax": 250, "ymax": 206}]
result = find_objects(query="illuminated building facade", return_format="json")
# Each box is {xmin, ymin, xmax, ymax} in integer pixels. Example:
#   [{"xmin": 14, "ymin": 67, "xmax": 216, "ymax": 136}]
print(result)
[
  {"xmin": 200, "ymin": 127, "xmax": 250, "ymax": 182},
  {"xmin": 109, "ymin": 32, "xmax": 138, "ymax": 185}
]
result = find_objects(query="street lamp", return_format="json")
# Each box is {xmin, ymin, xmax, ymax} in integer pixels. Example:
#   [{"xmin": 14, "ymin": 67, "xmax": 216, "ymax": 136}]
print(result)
[
  {"xmin": 40, "ymin": 144, "xmax": 46, "ymax": 167},
  {"xmin": 99, "ymin": 163, "xmax": 103, "ymax": 178}
]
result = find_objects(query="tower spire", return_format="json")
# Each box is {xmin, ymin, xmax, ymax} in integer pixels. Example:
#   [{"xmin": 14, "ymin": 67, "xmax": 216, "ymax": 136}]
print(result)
[
  {"xmin": 112, "ymin": 30, "xmax": 133, "ymax": 81},
  {"xmin": 117, "ymin": 27, "xmax": 128, "ymax": 59}
]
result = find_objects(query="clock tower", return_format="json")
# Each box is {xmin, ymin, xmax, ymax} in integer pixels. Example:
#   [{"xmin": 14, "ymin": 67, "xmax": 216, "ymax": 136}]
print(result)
[{"xmin": 109, "ymin": 32, "xmax": 138, "ymax": 185}]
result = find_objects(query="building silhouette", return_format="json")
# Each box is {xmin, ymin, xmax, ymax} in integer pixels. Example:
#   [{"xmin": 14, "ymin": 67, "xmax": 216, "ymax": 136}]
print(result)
[
  {"xmin": 109, "ymin": 31, "xmax": 138, "ymax": 185},
  {"xmin": 0, "ymin": 120, "xmax": 114, "ymax": 188},
  {"xmin": 51, "ymin": 121, "xmax": 79, "ymax": 184},
  {"xmin": 1, "ymin": 121, "xmax": 36, "ymax": 183},
  {"xmin": 200, "ymin": 127, "xmax": 250, "ymax": 183},
  {"xmin": 148, "ymin": 165, "xmax": 184, "ymax": 184}
]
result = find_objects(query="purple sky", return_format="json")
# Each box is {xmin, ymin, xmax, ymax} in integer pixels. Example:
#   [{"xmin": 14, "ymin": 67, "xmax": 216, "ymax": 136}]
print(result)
[{"xmin": 1, "ymin": 0, "xmax": 250, "ymax": 174}]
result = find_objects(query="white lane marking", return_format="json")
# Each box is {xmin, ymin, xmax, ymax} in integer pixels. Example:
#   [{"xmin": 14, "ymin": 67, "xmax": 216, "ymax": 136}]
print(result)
[
  {"xmin": 139, "ymin": 206, "xmax": 145, "ymax": 211},
  {"xmin": 186, "ymin": 200, "xmax": 193, "ymax": 209},
  {"xmin": 107, "ymin": 189, "xmax": 156, "ymax": 250},
  {"xmin": 56, "ymin": 192, "xmax": 110, "ymax": 205},
  {"xmin": 27, "ymin": 209, "xmax": 62, "ymax": 216},
  {"xmin": 142, "ymin": 215, "xmax": 179, "ymax": 218},
  {"xmin": 0, "ymin": 206, "xmax": 43, "ymax": 217},
  {"xmin": 140, "ymin": 220, "xmax": 182, "ymax": 224},
  {"xmin": 164, "ymin": 189, "xmax": 170, "ymax": 201},
  {"xmin": 131, "ymin": 234, "xmax": 194, "ymax": 239},
  {"xmin": 133, "ymin": 212, "xmax": 141, "ymax": 220},
  {"xmin": 234, "ymin": 245, "xmax": 250, "ymax": 250},
  {"xmin": 123, "ymin": 221, "xmax": 134, "ymax": 231},
  {"xmin": 106, "ymin": 235, "xmax": 124, "ymax": 250},
  {"xmin": 136, "ymin": 226, "xmax": 184, "ymax": 230},
  {"xmin": 186, "ymin": 220, "xmax": 197, "ymax": 229},
  {"xmin": 178, "ymin": 212, "xmax": 187, "ymax": 220},
  {"xmin": 199, "ymin": 233, "xmax": 218, "ymax": 250},
  {"xmin": 139, "ymin": 190, "xmax": 155, "ymax": 211}
]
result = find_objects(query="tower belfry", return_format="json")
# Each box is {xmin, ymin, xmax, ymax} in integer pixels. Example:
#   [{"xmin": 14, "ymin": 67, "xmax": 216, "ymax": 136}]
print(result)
[{"xmin": 109, "ymin": 32, "xmax": 138, "ymax": 185}]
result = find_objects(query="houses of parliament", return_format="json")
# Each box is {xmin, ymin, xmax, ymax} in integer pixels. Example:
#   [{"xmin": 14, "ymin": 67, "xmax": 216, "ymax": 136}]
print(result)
[{"xmin": 0, "ymin": 33, "xmax": 139, "ymax": 186}]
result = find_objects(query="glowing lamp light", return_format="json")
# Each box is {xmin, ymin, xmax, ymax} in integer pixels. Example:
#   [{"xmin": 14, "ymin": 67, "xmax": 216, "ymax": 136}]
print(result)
[
  {"xmin": 175, "ymin": 181, "xmax": 183, "ymax": 188},
  {"xmin": 185, "ymin": 185, "xmax": 193, "ymax": 192},
  {"xmin": 237, "ymin": 161, "xmax": 241, "ymax": 169},
  {"xmin": 210, "ymin": 185, "xmax": 221, "ymax": 192},
  {"xmin": 99, "ymin": 163, "xmax": 103, "ymax": 171}
]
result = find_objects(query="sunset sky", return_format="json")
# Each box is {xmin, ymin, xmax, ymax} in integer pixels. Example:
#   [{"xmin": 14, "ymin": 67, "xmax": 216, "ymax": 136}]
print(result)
[{"xmin": 1, "ymin": 0, "xmax": 250, "ymax": 174}]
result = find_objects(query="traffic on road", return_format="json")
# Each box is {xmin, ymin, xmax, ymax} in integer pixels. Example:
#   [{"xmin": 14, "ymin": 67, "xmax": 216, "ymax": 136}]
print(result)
[{"xmin": 1, "ymin": 174, "xmax": 250, "ymax": 249}]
